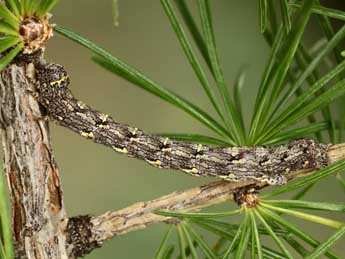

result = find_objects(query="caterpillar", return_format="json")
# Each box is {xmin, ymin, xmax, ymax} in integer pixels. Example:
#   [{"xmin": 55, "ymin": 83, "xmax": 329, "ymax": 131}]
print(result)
[{"xmin": 34, "ymin": 63, "xmax": 329, "ymax": 185}]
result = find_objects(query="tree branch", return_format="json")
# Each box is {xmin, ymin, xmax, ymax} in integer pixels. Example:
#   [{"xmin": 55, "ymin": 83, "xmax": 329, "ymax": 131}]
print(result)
[
  {"xmin": 66, "ymin": 142, "xmax": 345, "ymax": 257},
  {"xmin": 0, "ymin": 63, "xmax": 69, "ymax": 259}
]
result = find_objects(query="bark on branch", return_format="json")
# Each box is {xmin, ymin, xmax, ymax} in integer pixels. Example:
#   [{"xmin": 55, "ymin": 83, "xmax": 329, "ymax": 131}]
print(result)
[{"xmin": 0, "ymin": 63, "xmax": 69, "ymax": 258}]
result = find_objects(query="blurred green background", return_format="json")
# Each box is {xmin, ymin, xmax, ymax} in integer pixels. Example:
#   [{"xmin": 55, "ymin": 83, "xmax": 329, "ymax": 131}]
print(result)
[{"xmin": 41, "ymin": 1, "xmax": 345, "ymax": 258}]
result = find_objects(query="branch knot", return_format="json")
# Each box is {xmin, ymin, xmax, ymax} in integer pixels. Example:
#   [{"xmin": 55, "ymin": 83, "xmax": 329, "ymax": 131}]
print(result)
[{"xmin": 66, "ymin": 215, "xmax": 101, "ymax": 258}]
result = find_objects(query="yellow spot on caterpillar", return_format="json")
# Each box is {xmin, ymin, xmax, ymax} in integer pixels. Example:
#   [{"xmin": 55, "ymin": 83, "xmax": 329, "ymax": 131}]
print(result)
[
  {"xmin": 232, "ymin": 158, "xmax": 246, "ymax": 164},
  {"xmin": 50, "ymin": 76, "xmax": 69, "ymax": 86},
  {"xmin": 113, "ymin": 146, "xmax": 128, "ymax": 154},
  {"xmin": 231, "ymin": 148, "xmax": 239, "ymax": 157},
  {"xmin": 77, "ymin": 101, "xmax": 87, "ymax": 109},
  {"xmin": 128, "ymin": 127, "xmax": 138, "ymax": 136},
  {"xmin": 163, "ymin": 138, "xmax": 169, "ymax": 146},
  {"xmin": 80, "ymin": 131, "xmax": 94, "ymax": 139},
  {"xmin": 99, "ymin": 114, "xmax": 109, "ymax": 123},
  {"xmin": 130, "ymin": 137, "xmax": 139, "ymax": 142},
  {"xmin": 219, "ymin": 174, "xmax": 238, "ymax": 181},
  {"xmin": 197, "ymin": 144, "xmax": 203, "ymax": 153},
  {"xmin": 98, "ymin": 124, "xmax": 110, "ymax": 129},
  {"xmin": 226, "ymin": 173, "xmax": 237, "ymax": 179},
  {"xmin": 67, "ymin": 103, "xmax": 74, "ymax": 111},
  {"xmin": 162, "ymin": 147, "xmax": 172, "ymax": 152},
  {"xmin": 146, "ymin": 159, "xmax": 162, "ymax": 167},
  {"xmin": 182, "ymin": 168, "xmax": 198, "ymax": 174}
]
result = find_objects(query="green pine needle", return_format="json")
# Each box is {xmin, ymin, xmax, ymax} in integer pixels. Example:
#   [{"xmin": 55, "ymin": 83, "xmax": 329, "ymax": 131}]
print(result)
[
  {"xmin": 258, "ymin": 59, "xmax": 345, "ymax": 144},
  {"xmin": 53, "ymin": 26, "xmax": 236, "ymax": 142},
  {"xmin": 0, "ymin": 36, "xmax": 20, "ymax": 53},
  {"xmin": 192, "ymin": 217, "xmax": 288, "ymax": 236},
  {"xmin": 176, "ymin": 224, "xmax": 188, "ymax": 259},
  {"xmin": 260, "ymin": 78, "xmax": 345, "ymax": 144},
  {"xmin": 249, "ymin": 0, "xmax": 315, "ymax": 143},
  {"xmin": 0, "ymin": 21, "xmax": 18, "ymax": 36},
  {"xmin": 36, "ymin": 0, "xmax": 59, "ymax": 17},
  {"xmin": 0, "ymin": 3, "xmax": 19, "ymax": 29},
  {"xmin": 258, "ymin": 0, "xmax": 268, "ymax": 33},
  {"xmin": 198, "ymin": 0, "xmax": 246, "ymax": 145},
  {"xmin": 263, "ymin": 200, "xmax": 345, "ymax": 212},
  {"xmin": 258, "ymin": 206, "xmax": 342, "ymax": 259},
  {"xmin": 0, "ymin": 163, "xmax": 14, "ymax": 259},
  {"xmin": 154, "ymin": 225, "xmax": 174, "ymax": 259},
  {"xmin": 221, "ymin": 219, "xmax": 243, "ymax": 259},
  {"xmin": 336, "ymin": 173, "xmax": 345, "ymax": 194},
  {"xmin": 254, "ymin": 210, "xmax": 293, "ymax": 259},
  {"xmin": 279, "ymin": 0, "xmax": 291, "ymax": 34},
  {"xmin": 184, "ymin": 223, "xmax": 217, "ymax": 259},
  {"xmin": 290, "ymin": 3, "xmax": 345, "ymax": 22},
  {"xmin": 232, "ymin": 66, "xmax": 247, "ymax": 136},
  {"xmin": 0, "ymin": 241, "xmax": 6, "ymax": 259},
  {"xmin": 92, "ymin": 54, "xmax": 233, "ymax": 142},
  {"xmin": 112, "ymin": 0, "xmax": 119, "ymax": 27},
  {"xmin": 234, "ymin": 208, "xmax": 251, "ymax": 258},
  {"xmin": 174, "ymin": 0, "xmax": 213, "ymax": 73},
  {"xmin": 263, "ymin": 122, "xmax": 329, "ymax": 145},
  {"xmin": 261, "ymin": 203, "xmax": 344, "ymax": 229},
  {"xmin": 0, "ymin": 43, "xmax": 23, "ymax": 72},
  {"xmin": 4, "ymin": 0, "xmax": 20, "ymax": 17},
  {"xmin": 249, "ymin": 210, "xmax": 263, "ymax": 259},
  {"xmin": 160, "ymin": 0, "xmax": 227, "ymax": 130},
  {"xmin": 192, "ymin": 218, "xmax": 287, "ymax": 258},
  {"xmin": 276, "ymin": 25, "xmax": 345, "ymax": 110},
  {"xmin": 305, "ymin": 225, "xmax": 345, "ymax": 259},
  {"xmin": 181, "ymin": 222, "xmax": 199, "ymax": 259}
]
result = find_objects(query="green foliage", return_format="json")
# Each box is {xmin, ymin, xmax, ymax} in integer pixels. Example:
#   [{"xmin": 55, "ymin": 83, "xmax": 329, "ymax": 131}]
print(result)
[
  {"xmin": 0, "ymin": 163, "xmax": 14, "ymax": 259},
  {"xmin": 305, "ymin": 225, "xmax": 345, "ymax": 259},
  {"xmin": 258, "ymin": 0, "xmax": 268, "ymax": 33},
  {"xmin": 54, "ymin": 26, "xmax": 234, "ymax": 144},
  {"xmin": 290, "ymin": 3, "xmax": 345, "ymax": 22}
]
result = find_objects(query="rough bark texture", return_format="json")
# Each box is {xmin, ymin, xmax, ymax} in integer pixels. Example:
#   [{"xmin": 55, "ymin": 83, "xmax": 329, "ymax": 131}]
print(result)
[
  {"xmin": 0, "ymin": 63, "xmax": 69, "ymax": 259},
  {"xmin": 76, "ymin": 166, "xmax": 316, "ymax": 256}
]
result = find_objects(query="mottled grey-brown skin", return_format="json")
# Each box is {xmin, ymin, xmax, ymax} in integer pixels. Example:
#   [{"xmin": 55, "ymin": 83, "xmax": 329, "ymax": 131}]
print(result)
[{"xmin": 35, "ymin": 63, "xmax": 330, "ymax": 185}]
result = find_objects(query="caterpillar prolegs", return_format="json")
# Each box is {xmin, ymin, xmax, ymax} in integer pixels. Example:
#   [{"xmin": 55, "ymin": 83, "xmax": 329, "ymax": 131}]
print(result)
[{"xmin": 35, "ymin": 63, "xmax": 329, "ymax": 185}]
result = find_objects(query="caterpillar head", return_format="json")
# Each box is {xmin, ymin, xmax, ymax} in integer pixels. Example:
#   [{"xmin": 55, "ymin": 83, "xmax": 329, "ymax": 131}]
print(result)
[{"xmin": 35, "ymin": 63, "xmax": 70, "ymax": 94}]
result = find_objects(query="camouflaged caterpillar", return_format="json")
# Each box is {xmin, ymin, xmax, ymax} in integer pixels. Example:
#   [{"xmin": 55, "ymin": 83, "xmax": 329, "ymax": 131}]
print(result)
[{"xmin": 35, "ymin": 63, "xmax": 330, "ymax": 185}]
